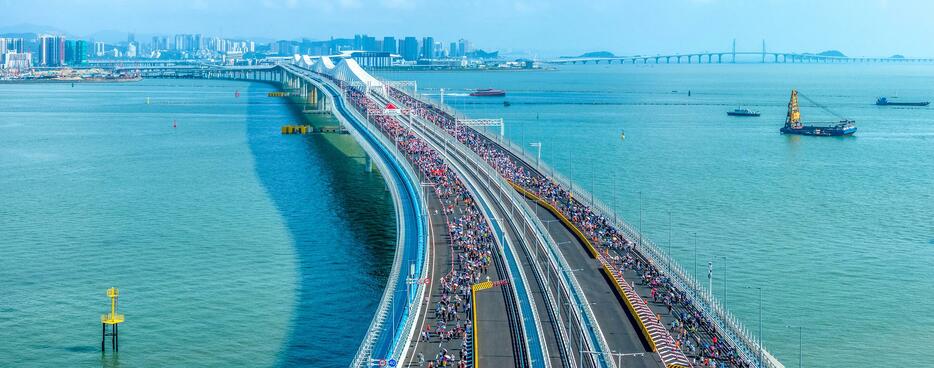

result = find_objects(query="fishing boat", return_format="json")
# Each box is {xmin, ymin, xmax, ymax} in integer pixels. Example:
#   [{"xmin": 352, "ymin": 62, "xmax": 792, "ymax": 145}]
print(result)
[
  {"xmin": 727, "ymin": 107, "xmax": 760, "ymax": 117},
  {"xmin": 470, "ymin": 88, "xmax": 506, "ymax": 97},
  {"xmin": 875, "ymin": 97, "xmax": 929, "ymax": 106},
  {"xmin": 780, "ymin": 89, "xmax": 857, "ymax": 136}
]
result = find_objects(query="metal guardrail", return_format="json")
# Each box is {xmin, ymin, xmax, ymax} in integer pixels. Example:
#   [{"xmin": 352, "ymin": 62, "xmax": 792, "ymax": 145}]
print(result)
[
  {"xmin": 475, "ymin": 126, "xmax": 784, "ymax": 368},
  {"xmin": 294, "ymin": 70, "xmax": 430, "ymax": 367}
]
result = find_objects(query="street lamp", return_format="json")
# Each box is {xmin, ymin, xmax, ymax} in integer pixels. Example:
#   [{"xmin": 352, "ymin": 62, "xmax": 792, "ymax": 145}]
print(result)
[
  {"xmin": 529, "ymin": 142, "xmax": 542, "ymax": 165},
  {"xmin": 745, "ymin": 286, "xmax": 763, "ymax": 368},
  {"xmin": 693, "ymin": 232, "xmax": 698, "ymax": 283},
  {"xmin": 721, "ymin": 256, "xmax": 728, "ymax": 308},
  {"xmin": 785, "ymin": 325, "xmax": 803, "ymax": 368}
]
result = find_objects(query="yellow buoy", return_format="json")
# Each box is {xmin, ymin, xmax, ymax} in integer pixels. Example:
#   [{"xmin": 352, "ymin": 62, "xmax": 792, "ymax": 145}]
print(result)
[{"xmin": 101, "ymin": 287, "xmax": 124, "ymax": 352}]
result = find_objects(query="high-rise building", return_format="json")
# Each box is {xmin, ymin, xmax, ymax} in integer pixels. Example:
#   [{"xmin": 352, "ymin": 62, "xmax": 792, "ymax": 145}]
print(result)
[
  {"xmin": 94, "ymin": 42, "xmax": 106, "ymax": 57},
  {"xmin": 1, "ymin": 38, "xmax": 25, "ymax": 54},
  {"xmin": 457, "ymin": 39, "xmax": 470, "ymax": 58},
  {"xmin": 433, "ymin": 41, "xmax": 443, "ymax": 59},
  {"xmin": 3, "ymin": 52, "xmax": 32, "ymax": 70},
  {"xmin": 39, "ymin": 35, "xmax": 65, "ymax": 66},
  {"xmin": 382, "ymin": 36, "xmax": 396, "ymax": 54},
  {"xmin": 151, "ymin": 36, "xmax": 169, "ymax": 51},
  {"xmin": 352, "ymin": 34, "xmax": 378, "ymax": 51},
  {"xmin": 127, "ymin": 33, "xmax": 135, "ymax": 44},
  {"xmin": 363, "ymin": 35, "xmax": 377, "ymax": 51},
  {"xmin": 126, "ymin": 43, "xmax": 137, "ymax": 58},
  {"xmin": 449, "ymin": 42, "xmax": 458, "ymax": 57},
  {"xmin": 402, "ymin": 37, "xmax": 419, "ymax": 61},
  {"xmin": 421, "ymin": 37, "xmax": 434, "ymax": 60},
  {"xmin": 277, "ymin": 40, "xmax": 296, "ymax": 56},
  {"xmin": 64, "ymin": 40, "xmax": 88, "ymax": 65}
]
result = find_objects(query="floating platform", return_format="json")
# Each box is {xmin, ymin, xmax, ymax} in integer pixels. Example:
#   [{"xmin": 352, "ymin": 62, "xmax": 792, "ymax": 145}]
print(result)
[
  {"xmin": 282, "ymin": 125, "xmax": 311, "ymax": 134},
  {"xmin": 281, "ymin": 125, "xmax": 345, "ymax": 135}
]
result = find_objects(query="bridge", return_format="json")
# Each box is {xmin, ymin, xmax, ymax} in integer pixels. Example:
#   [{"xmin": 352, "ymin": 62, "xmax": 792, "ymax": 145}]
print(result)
[
  {"xmin": 129, "ymin": 58, "xmax": 785, "ymax": 368},
  {"xmin": 548, "ymin": 41, "xmax": 934, "ymax": 64}
]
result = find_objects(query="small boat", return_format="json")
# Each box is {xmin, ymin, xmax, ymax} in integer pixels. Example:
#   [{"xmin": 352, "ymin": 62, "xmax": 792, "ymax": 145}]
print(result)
[
  {"xmin": 503, "ymin": 101, "xmax": 511, "ymax": 107},
  {"xmin": 875, "ymin": 97, "xmax": 929, "ymax": 106},
  {"xmin": 470, "ymin": 88, "xmax": 506, "ymax": 97},
  {"xmin": 727, "ymin": 107, "xmax": 760, "ymax": 117},
  {"xmin": 780, "ymin": 89, "xmax": 856, "ymax": 136}
]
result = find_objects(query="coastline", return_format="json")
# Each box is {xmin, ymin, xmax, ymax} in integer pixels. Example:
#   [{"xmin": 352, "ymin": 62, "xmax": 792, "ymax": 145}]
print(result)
[{"xmin": 0, "ymin": 77, "xmax": 142, "ymax": 84}]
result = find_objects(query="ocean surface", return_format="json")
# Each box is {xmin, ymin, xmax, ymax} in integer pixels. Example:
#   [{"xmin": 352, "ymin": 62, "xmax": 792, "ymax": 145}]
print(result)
[
  {"xmin": 378, "ymin": 64, "xmax": 934, "ymax": 367},
  {"xmin": 0, "ymin": 79, "xmax": 396, "ymax": 367}
]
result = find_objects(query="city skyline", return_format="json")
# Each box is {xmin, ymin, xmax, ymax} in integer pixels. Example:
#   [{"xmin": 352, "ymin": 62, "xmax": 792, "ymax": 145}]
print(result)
[{"xmin": 2, "ymin": 0, "xmax": 934, "ymax": 57}]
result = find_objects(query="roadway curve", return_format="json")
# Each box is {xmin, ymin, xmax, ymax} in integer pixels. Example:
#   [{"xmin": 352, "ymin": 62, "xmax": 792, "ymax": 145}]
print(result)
[{"xmin": 297, "ymin": 68, "xmax": 431, "ymax": 366}]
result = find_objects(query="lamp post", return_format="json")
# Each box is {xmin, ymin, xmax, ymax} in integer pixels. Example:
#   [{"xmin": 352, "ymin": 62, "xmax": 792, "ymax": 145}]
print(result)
[
  {"xmin": 693, "ymin": 232, "xmax": 698, "ymax": 283},
  {"xmin": 530, "ymin": 142, "xmax": 541, "ymax": 166},
  {"xmin": 745, "ymin": 286, "xmax": 763, "ymax": 368},
  {"xmin": 785, "ymin": 325, "xmax": 803, "ymax": 368},
  {"xmin": 668, "ymin": 210, "xmax": 672, "ymax": 274},
  {"xmin": 721, "ymin": 256, "xmax": 728, "ymax": 308},
  {"xmin": 638, "ymin": 191, "xmax": 643, "ymax": 249}
]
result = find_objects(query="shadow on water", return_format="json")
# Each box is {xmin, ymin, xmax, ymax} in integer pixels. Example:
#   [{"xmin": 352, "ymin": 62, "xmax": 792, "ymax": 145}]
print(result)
[{"xmin": 242, "ymin": 83, "xmax": 397, "ymax": 366}]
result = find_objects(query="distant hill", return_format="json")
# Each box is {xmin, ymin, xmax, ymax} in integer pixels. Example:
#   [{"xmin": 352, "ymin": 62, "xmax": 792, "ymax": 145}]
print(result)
[
  {"xmin": 561, "ymin": 51, "xmax": 616, "ymax": 58},
  {"xmin": 817, "ymin": 50, "xmax": 846, "ymax": 57},
  {"xmin": 0, "ymin": 23, "xmax": 66, "ymax": 36},
  {"xmin": 467, "ymin": 49, "xmax": 499, "ymax": 59},
  {"xmin": 890, "ymin": 54, "xmax": 905, "ymax": 59}
]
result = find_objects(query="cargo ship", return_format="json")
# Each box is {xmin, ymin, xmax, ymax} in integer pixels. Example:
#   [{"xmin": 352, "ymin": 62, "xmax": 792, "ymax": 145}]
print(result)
[
  {"xmin": 470, "ymin": 88, "xmax": 506, "ymax": 97},
  {"xmin": 727, "ymin": 107, "xmax": 760, "ymax": 117},
  {"xmin": 875, "ymin": 97, "xmax": 929, "ymax": 106},
  {"xmin": 780, "ymin": 89, "xmax": 857, "ymax": 136}
]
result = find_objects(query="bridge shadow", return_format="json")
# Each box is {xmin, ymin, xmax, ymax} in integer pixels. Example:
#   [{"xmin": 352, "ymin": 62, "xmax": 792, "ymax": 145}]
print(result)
[{"xmin": 242, "ymin": 82, "xmax": 397, "ymax": 366}]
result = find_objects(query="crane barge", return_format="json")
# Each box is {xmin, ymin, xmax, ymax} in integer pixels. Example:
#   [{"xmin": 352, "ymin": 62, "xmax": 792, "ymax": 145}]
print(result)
[{"xmin": 780, "ymin": 89, "xmax": 857, "ymax": 136}]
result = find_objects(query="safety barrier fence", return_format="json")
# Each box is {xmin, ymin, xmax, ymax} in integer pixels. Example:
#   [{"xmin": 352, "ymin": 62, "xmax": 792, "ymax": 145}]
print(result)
[{"xmin": 292, "ymin": 70, "xmax": 430, "ymax": 368}]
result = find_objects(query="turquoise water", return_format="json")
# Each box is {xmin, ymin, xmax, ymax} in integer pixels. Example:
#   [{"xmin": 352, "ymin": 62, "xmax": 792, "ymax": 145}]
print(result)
[
  {"xmin": 378, "ymin": 64, "xmax": 934, "ymax": 367},
  {"xmin": 0, "ymin": 80, "xmax": 396, "ymax": 367}
]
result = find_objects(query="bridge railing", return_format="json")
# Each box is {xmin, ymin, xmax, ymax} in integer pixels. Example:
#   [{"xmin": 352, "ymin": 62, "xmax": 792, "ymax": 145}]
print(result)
[
  {"xmin": 338, "ymin": 85, "xmax": 431, "ymax": 367},
  {"xmin": 293, "ymin": 68, "xmax": 430, "ymax": 367},
  {"xmin": 477, "ymin": 128, "xmax": 783, "ymax": 368},
  {"xmin": 404, "ymin": 89, "xmax": 782, "ymax": 368}
]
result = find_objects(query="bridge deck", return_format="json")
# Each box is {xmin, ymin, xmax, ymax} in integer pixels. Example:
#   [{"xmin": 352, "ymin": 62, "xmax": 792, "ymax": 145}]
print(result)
[
  {"xmin": 526, "ymin": 198, "xmax": 664, "ymax": 368},
  {"xmin": 401, "ymin": 181, "xmax": 519, "ymax": 367}
]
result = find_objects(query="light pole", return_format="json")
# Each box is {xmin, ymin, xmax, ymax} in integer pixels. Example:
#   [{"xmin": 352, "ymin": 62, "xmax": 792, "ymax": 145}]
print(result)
[
  {"xmin": 693, "ymin": 232, "xmax": 698, "ymax": 283},
  {"xmin": 668, "ymin": 210, "xmax": 672, "ymax": 273},
  {"xmin": 638, "ymin": 191, "xmax": 643, "ymax": 249},
  {"xmin": 745, "ymin": 286, "xmax": 763, "ymax": 368},
  {"xmin": 785, "ymin": 325, "xmax": 803, "ymax": 368},
  {"xmin": 530, "ymin": 142, "xmax": 541, "ymax": 166},
  {"xmin": 707, "ymin": 261, "xmax": 713, "ymax": 294},
  {"xmin": 721, "ymin": 256, "xmax": 728, "ymax": 308}
]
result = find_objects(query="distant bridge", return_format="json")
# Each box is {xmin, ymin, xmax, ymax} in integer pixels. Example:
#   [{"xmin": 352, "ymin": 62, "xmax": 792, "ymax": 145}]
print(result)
[
  {"xmin": 550, "ymin": 51, "xmax": 934, "ymax": 64},
  {"xmin": 548, "ymin": 41, "xmax": 934, "ymax": 64}
]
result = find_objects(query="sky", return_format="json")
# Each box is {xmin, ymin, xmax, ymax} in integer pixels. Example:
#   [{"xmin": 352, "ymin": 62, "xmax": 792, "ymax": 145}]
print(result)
[{"xmin": 2, "ymin": 0, "xmax": 933, "ymax": 57}]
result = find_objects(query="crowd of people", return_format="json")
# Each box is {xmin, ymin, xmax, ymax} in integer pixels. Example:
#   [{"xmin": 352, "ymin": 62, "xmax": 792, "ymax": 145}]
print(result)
[
  {"xmin": 386, "ymin": 86, "xmax": 754, "ymax": 368},
  {"xmin": 342, "ymin": 83, "xmax": 499, "ymax": 368}
]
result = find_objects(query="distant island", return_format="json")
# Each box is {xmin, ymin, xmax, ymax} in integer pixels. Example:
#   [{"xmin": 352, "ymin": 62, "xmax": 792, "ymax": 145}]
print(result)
[
  {"xmin": 890, "ymin": 54, "xmax": 905, "ymax": 59},
  {"xmin": 560, "ymin": 51, "xmax": 616, "ymax": 58},
  {"xmin": 803, "ymin": 50, "xmax": 847, "ymax": 57}
]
